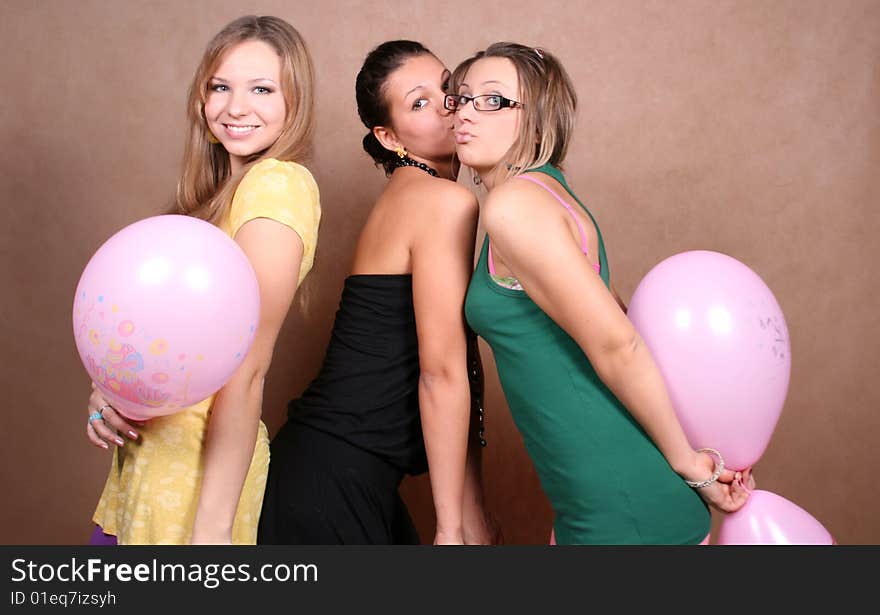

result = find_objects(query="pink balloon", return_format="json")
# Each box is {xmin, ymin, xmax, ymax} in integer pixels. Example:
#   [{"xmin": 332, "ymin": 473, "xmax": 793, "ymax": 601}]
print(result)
[
  {"xmin": 628, "ymin": 251, "xmax": 790, "ymax": 470},
  {"xmin": 72, "ymin": 215, "xmax": 260, "ymax": 420},
  {"xmin": 716, "ymin": 490, "xmax": 833, "ymax": 545}
]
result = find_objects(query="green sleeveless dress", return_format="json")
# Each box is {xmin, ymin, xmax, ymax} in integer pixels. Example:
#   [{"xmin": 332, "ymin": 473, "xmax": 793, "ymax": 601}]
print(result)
[{"xmin": 465, "ymin": 164, "xmax": 710, "ymax": 544}]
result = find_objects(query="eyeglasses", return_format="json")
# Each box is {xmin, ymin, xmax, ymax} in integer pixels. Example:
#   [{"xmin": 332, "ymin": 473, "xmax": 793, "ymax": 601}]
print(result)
[{"xmin": 443, "ymin": 93, "xmax": 523, "ymax": 112}]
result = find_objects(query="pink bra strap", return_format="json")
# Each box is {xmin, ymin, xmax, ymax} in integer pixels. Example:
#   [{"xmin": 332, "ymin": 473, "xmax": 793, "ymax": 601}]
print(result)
[
  {"xmin": 516, "ymin": 174, "xmax": 590, "ymax": 255},
  {"xmin": 488, "ymin": 174, "xmax": 600, "ymax": 277}
]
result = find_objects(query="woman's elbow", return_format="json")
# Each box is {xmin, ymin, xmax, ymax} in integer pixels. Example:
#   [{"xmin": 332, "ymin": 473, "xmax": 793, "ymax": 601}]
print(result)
[
  {"xmin": 228, "ymin": 356, "xmax": 271, "ymax": 396},
  {"xmin": 590, "ymin": 331, "xmax": 642, "ymax": 380},
  {"xmin": 248, "ymin": 368, "xmax": 268, "ymax": 393},
  {"xmin": 419, "ymin": 365, "xmax": 453, "ymax": 391},
  {"xmin": 419, "ymin": 359, "xmax": 467, "ymax": 393}
]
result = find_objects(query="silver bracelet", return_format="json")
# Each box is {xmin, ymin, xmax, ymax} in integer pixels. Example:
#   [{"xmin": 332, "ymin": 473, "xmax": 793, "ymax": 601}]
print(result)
[{"xmin": 684, "ymin": 448, "xmax": 725, "ymax": 489}]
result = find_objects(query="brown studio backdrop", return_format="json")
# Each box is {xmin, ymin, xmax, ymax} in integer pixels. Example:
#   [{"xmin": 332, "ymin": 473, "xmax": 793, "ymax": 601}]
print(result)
[{"xmin": 1, "ymin": 0, "xmax": 878, "ymax": 544}]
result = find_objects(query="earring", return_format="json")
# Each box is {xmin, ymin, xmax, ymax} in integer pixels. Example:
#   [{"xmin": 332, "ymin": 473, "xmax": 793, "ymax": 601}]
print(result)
[{"xmin": 395, "ymin": 146, "xmax": 407, "ymax": 159}]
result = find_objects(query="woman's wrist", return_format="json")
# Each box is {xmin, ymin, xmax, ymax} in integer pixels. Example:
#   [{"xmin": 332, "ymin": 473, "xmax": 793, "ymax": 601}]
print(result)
[
  {"xmin": 190, "ymin": 528, "xmax": 232, "ymax": 544},
  {"xmin": 683, "ymin": 448, "xmax": 725, "ymax": 488},
  {"xmin": 675, "ymin": 449, "xmax": 720, "ymax": 486},
  {"xmin": 669, "ymin": 448, "xmax": 701, "ymax": 479},
  {"xmin": 191, "ymin": 510, "xmax": 234, "ymax": 543},
  {"xmin": 434, "ymin": 526, "xmax": 464, "ymax": 544}
]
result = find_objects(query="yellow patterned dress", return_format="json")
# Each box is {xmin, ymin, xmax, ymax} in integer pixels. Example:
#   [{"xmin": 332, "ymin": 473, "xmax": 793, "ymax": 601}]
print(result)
[{"xmin": 92, "ymin": 159, "xmax": 321, "ymax": 544}]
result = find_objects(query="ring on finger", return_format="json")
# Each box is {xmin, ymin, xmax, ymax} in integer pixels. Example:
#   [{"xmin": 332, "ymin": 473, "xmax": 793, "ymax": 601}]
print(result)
[{"xmin": 89, "ymin": 403, "xmax": 111, "ymax": 423}]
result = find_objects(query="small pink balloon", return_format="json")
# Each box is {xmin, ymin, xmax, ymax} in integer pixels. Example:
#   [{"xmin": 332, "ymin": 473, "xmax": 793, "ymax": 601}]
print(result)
[
  {"xmin": 72, "ymin": 215, "xmax": 260, "ymax": 420},
  {"xmin": 716, "ymin": 490, "xmax": 833, "ymax": 545},
  {"xmin": 628, "ymin": 250, "xmax": 791, "ymax": 470}
]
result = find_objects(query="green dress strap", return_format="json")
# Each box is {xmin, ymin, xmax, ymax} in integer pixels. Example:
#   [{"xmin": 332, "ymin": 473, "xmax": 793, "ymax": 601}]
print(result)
[{"xmin": 524, "ymin": 164, "xmax": 610, "ymax": 287}]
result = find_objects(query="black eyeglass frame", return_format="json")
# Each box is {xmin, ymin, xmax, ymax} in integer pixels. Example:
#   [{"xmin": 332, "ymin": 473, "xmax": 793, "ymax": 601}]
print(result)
[{"xmin": 443, "ymin": 93, "xmax": 523, "ymax": 112}]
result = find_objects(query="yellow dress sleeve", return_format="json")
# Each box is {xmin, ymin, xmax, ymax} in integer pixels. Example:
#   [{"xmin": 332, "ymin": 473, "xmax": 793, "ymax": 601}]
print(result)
[{"xmin": 223, "ymin": 159, "xmax": 321, "ymax": 285}]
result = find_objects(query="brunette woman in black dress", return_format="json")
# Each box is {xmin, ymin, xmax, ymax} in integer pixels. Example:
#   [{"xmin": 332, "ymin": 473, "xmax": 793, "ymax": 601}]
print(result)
[{"xmin": 258, "ymin": 41, "xmax": 495, "ymax": 545}]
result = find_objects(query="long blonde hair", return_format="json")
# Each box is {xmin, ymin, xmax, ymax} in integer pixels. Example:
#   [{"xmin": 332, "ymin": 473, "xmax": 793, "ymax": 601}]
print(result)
[
  {"xmin": 451, "ymin": 42, "xmax": 577, "ymax": 182},
  {"xmin": 174, "ymin": 15, "xmax": 315, "ymax": 224}
]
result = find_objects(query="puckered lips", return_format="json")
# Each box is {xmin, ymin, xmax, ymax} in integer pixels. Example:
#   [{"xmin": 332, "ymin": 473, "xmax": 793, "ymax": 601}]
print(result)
[{"xmin": 455, "ymin": 129, "xmax": 474, "ymax": 144}]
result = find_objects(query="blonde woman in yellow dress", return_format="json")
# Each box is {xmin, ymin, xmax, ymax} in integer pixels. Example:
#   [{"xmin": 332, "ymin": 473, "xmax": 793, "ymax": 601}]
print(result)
[{"xmin": 83, "ymin": 15, "xmax": 321, "ymax": 545}]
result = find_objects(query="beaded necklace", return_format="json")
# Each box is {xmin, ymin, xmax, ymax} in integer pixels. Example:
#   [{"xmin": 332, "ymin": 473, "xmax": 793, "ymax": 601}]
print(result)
[
  {"xmin": 393, "ymin": 155, "xmax": 439, "ymax": 177},
  {"xmin": 470, "ymin": 349, "xmax": 487, "ymax": 447}
]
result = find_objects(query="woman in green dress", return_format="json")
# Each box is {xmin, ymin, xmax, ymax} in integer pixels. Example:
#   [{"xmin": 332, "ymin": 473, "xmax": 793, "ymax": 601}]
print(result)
[{"xmin": 450, "ymin": 43, "xmax": 754, "ymax": 544}]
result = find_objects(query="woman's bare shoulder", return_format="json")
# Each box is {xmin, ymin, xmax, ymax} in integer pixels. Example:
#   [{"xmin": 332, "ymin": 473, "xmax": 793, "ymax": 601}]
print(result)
[{"xmin": 394, "ymin": 175, "xmax": 479, "ymax": 219}]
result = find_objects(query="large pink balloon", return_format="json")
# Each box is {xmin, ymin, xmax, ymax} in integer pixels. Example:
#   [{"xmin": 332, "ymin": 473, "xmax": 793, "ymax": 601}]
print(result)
[
  {"xmin": 627, "ymin": 251, "xmax": 790, "ymax": 470},
  {"xmin": 72, "ymin": 215, "xmax": 260, "ymax": 420},
  {"xmin": 716, "ymin": 490, "xmax": 833, "ymax": 545}
]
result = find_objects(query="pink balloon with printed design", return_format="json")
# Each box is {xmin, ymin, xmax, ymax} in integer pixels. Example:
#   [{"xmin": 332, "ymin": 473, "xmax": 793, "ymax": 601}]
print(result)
[
  {"xmin": 716, "ymin": 490, "xmax": 834, "ymax": 545},
  {"xmin": 72, "ymin": 215, "xmax": 260, "ymax": 420},
  {"xmin": 627, "ymin": 250, "xmax": 791, "ymax": 470}
]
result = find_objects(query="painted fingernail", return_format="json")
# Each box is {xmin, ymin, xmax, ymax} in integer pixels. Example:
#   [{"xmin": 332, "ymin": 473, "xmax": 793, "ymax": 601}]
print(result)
[
  {"xmin": 128, "ymin": 431, "xmax": 138, "ymax": 439},
  {"xmin": 101, "ymin": 442, "xmax": 109, "ymax": 449},
  {"xmin": 115, "ymin": 438, "xmax": 124, "ymax": 446}
]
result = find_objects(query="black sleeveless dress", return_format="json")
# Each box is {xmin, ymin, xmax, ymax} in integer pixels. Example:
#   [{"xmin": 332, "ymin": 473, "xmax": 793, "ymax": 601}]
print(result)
[{"xmin": 258, "ymin": 274, "xmax": 427, "ymax": 544}]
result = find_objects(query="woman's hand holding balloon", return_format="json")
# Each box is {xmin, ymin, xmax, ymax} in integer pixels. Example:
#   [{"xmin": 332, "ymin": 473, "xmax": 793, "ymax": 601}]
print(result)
[
  {"xmin": 85, "ymin": 382, "xmax": 142, "ymax": 450},
  {"xmin": 679, "ymin": 449, "xmax": 754, "ymax": 514}
]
